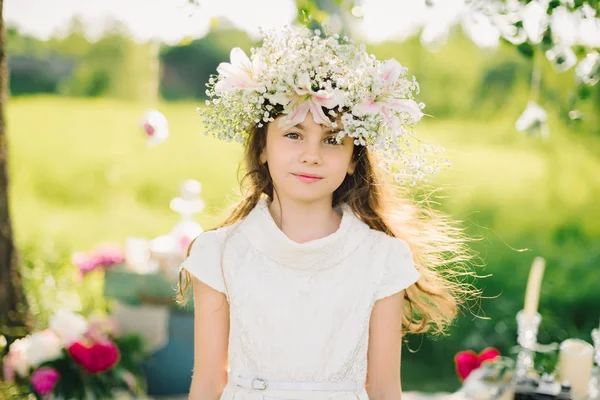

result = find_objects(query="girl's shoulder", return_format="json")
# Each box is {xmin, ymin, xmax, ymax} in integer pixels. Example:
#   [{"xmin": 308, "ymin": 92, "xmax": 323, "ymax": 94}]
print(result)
[
  {"xmin": 365, "ymin": 227, "xmax": 412, "ymax": 255},
  {"xmin": 364, "ymin": 229, "xmax": 420, "ymax": 300},
  {"xmin": 190, "ymin": 221, "xmax": 243, "ymax": 249}
]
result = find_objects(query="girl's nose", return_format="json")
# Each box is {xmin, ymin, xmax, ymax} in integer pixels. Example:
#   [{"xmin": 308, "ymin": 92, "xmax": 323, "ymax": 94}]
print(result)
[{"xmin": 300, "ymin": 140, "xmax": 322, "ymax": 165}]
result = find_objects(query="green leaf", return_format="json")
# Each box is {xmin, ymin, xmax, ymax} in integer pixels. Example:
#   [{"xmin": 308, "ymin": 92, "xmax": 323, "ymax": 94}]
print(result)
[
  {"xmin": 516, "ymin": 42, "xmax": 535, "ymax": 58},
  {"xmin": 548, "ymin": 0, "xmax": 561, "ymax": 13},
  {"xmin": 577, "ymin": 84, "xmax": 592, "ymax": 100},
  {"xmin": 541, "ymin": 27, "xmax": 554, "ymax": 51}
]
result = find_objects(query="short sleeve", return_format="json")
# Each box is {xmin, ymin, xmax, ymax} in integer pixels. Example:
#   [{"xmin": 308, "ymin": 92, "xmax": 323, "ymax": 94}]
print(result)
[
  {"xmin": 374, "ymin": 237, "xmax": 421, "ymax": 301},
  {"xmin": 180, "ymin": 230, "xmax": 227, "ymax": 295}
]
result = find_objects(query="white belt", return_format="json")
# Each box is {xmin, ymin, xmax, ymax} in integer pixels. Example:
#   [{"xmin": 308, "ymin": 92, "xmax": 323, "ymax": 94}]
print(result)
[{"xmin": 234, "ymin": 375, "xmax": 361, "ymax": 391}]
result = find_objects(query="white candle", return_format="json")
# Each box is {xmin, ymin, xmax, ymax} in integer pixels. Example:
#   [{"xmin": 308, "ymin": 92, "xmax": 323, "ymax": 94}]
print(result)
[
  {"xmin": 558, "ymin": 338, "xmax": 594, "ymax": 399},
  {"xmin": 523, "ymin": 257, "xmax": 545, "ymax": 319}
]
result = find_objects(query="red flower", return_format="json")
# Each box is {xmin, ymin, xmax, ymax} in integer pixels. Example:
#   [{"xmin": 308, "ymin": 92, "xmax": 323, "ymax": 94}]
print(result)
[
  {"xmin": 454, "ymin": 347, "xmax": 500, "ymax": 381},
  {"xmin": 67, "ymin": 340, "xmax": 120, "ymax": 374}
]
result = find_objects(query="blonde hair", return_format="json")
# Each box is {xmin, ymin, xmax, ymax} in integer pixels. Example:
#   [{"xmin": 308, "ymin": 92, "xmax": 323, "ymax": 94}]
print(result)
[{"xmin": 178, "ymin": 122, "xmax": 479, "ymax": 336}]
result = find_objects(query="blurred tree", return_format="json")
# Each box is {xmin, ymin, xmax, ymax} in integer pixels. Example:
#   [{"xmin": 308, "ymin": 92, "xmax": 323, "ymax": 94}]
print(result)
[
  {"xmin": 0, "ymin": 0, "xmax": 30, "ymax": 343},
  {"xmin": 160, "ymin": 27, "xmax": 255, "ymax": 100},
  {"xmin": 6, "ymin": 23, "xmax": 79, "ymax": 96},
  {"xmin": 47, "ymin": 16, "xmax": 89, "ymax": 58},
  {"xmin": 59, "ymin": 20, "xmax": 157, "ymax": 101}
]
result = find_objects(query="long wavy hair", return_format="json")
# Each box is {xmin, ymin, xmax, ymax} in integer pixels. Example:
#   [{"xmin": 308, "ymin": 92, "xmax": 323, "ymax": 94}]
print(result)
[{"xmin": 178, "ymin": 121, "xmax": 479, "ymax": 336}]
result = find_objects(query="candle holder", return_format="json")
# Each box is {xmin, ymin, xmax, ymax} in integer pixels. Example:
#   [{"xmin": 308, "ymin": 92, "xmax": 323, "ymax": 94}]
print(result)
[
  {"xmin": 515, "ymin": 310, "xmax": 542, "ymax": 381},
  {"xmin": 590, "ymin": 328, "xmax": 600, "ymax": 399}
]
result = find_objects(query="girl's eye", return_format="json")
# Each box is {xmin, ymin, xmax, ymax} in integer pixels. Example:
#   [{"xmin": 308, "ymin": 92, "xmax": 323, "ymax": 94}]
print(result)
[
  {"xmin": 324, "ymin": 136, "xmax": 341, "ymax": 145},
  {"xmin": 285, "ymin": 132, "xmax": 301, "ymax": 140}
]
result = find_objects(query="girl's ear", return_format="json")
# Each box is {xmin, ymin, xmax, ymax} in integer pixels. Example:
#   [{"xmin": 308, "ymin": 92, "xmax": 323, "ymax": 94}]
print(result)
[
  {"xmin": 347, "ymin": 160, "xmax": 356, "ymax": 175},
  {"xmin": 260, "ymin": 147, "xmax": 267, "ymax": 165}
]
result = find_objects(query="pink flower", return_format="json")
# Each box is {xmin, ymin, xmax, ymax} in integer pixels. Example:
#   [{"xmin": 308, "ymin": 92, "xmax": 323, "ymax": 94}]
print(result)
[
  {"xmin": 31, "ymin": 367, "xmax": 60, "ymax": 395},
  {"xmin": 215, "ymin": 47, "xmax": 265, "ymax": 93},
  {"xmin": 142, "ymin": 122, "xmax": 155, "ymax": 136},
  {"xmin": 353, "ymin": 58, "xmax": 423, "ymax": 125},
  {"xmin": 72, "ymin": 252, "xmax": 99, "ymax": 275},
  {"xmin": 178, "ymin": 234, "xmax": 193, "ymax": 252},
  {"xmin": 94, "ymin": 244, "xmax": 125, "ymax": 267},
  {"xmin": 140, "ymin": 109, "xmax": 169, "ymax": 147},
  {"xmin": 2, "ymin": 354, "xmax": 15, "ymax": 382},
  {"xmin": 268, "ymin": 72, "xmax": 345, "ymax": 129},
  {"xmin": 72, "ymin": 244, "xmax": 124, "ymax": 275}
]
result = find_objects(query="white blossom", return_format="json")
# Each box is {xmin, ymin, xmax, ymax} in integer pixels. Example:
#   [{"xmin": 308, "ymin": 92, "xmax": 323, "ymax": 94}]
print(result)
[
  {"xmin": 25, "ymin": 330, "xmax": 62, "ymax": 368},
  {"xmin": 7, "ymin": 338, "xmax": 31, "ymax": 377},
  {"xmin": 49, "ymin": 310, "xmax": 89, "ymax": 345},
  {"xmin": 576, "ymin": 51, "xmax": 600, "ymax": 86}
]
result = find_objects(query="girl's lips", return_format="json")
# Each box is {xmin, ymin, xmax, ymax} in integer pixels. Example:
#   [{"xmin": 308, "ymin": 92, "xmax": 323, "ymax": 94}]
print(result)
[{"xmin": 293, "ymin": 173, "xmax": 323, "ymax": 183}]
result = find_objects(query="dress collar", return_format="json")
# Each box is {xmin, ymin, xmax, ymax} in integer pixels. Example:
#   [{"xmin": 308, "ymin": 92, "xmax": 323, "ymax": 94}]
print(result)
[{"xmin": 238, "ymin": 198, "xmax": 370, "ymax": 271}]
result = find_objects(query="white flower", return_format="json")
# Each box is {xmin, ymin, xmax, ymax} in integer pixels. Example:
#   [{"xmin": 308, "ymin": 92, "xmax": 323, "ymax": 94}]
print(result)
[
  {"xmin": 545, "ymin": 45, "xmax": 577, "ymax": 72},
  {"xmin": 515, "ymin": 101, "xmax": 549, "ymax": 139},
  {"xmin": 576, "ymin": 51, "xmax": 600, "ymax": 86},
  {"xmin": 577, "ymin": 6, "xmax": 600, "ymax": 48},
  {"xmin": 215, "ymin": 48, "xmax": 265, "ymax": 94},
  {"xmin": 7, "ymin": 337, "xmax": 31, "ymax": 377},
  {"xmin": 550, "ymin": 6, "xmax": 578, "ymax": 46},
  {"xmin": 49, "ymin": 310, "xmax": 89, "ymax": 345},
  {"xmin": 140, "ymin": 109, "xmax": 169, "ymax": 147},
  {"xmin": 461, "ymin": 11, "xmax": 501, "ymax": 49},
  {"xmin": 25, "ymin": 329, "xmax": 62, "ymax": 368},
  {"xmin": 521, "ymin": 0, "xmax": 549, "ymax": 44}
]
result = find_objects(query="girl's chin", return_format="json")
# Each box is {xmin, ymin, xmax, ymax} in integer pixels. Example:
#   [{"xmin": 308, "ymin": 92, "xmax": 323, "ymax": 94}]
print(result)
[{"xmin": 274, "ymin": 189, "xmax": 333, "ymax": 204}]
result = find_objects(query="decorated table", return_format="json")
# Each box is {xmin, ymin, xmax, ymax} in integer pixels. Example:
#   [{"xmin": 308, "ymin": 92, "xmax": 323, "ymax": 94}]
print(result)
[
  {"xmin": 453, "ymin": 257, "xmax": 600, "ymax": 400},
  {"xmin": 100, "ymin": 178, "xmax": 204, "ymax": 396},
  {"xmin": 0, "ymin": 112, "xmax": 203, "ymax": 398}
]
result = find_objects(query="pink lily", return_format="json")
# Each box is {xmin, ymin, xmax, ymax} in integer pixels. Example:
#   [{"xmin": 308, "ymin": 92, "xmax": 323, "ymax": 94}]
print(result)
[
  {"xmin": 269, "ymin": 72, "xmax": 345, "ymax": 129},
  {"xmin": 380, "ymin": 58, "xmax": 404, "ymax": 86},
  {"xmin": 215, "ymin": 48, "xmax": 265, "ymax": 93},
  {"xmin": 353, "ymin": 58, "xmax": 423, "ymax": 124}
]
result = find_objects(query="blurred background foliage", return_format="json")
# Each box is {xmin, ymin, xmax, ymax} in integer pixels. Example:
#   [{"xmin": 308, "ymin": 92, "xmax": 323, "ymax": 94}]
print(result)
[{"xmin": 6, "ymin": 11, "xmax": 600, "ymax": 391}]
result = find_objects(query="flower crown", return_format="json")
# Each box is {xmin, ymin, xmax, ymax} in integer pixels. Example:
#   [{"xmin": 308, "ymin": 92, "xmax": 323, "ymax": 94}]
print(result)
[{"xmin": 200, "ymin": 26, "xmax": 448, "ymax": 185}]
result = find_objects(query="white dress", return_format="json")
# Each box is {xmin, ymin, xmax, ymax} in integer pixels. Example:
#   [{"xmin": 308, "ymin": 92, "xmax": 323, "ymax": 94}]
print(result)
[{"xmin": 181, "ymin": 198, "xmax": 421, "ymax": 399}]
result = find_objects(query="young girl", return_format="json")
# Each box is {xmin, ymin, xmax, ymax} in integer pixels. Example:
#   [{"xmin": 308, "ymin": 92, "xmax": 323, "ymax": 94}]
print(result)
[{"xmin": 179, "ymin": 26, "xmax": 475, "ymax": 400}]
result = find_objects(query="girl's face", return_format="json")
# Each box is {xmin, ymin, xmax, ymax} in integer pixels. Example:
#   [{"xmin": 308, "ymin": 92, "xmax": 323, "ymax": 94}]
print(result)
[{"xmin": 260, "ymin": 112, "xmax": 356, "ymax": 205}]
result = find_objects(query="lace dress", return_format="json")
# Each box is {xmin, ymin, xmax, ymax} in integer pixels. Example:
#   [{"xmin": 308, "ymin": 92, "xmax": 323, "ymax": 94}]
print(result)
[{"xmin": 181, "ymin": 198, "xmax": 421, "ymax": 399}]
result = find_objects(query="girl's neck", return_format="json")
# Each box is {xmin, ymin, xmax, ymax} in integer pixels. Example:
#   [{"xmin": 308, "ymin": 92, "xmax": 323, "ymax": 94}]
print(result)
[{"xmin": 267, "ymin": 195, "xmax": 342, "ymax": 244}]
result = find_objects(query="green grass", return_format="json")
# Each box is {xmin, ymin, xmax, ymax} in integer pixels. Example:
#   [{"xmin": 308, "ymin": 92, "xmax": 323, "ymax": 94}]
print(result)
[
  {"xmin": 9, "ymin": 96, "xmax": 599, "ymax": 250},
  {"xmin": 9, "ymin": 96, "xmax": 244, "ymax": 250},
  {"xmin": 7, "ymin": 96, "xmax": 600, "ymax": 392}
]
